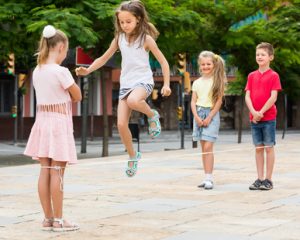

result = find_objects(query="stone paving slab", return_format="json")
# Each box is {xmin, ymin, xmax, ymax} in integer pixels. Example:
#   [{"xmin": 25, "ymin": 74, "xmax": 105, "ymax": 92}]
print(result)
[
  {"xmin": 0, "ymin": 133, "xmax": 299, "ymax": 239},
  {"xmin": 163, "ymin": 231, "xmax": 267, "ymax": 240}
]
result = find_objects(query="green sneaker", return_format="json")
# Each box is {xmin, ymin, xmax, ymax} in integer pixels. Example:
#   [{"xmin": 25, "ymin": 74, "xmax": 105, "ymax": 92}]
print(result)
[
  {"xmin": 148, "ymin": 109, "xmax": 161, "ymax": 138},
  {"xmin": 125, "ymin": 151, "xmax": 141, "ymax": 177}
]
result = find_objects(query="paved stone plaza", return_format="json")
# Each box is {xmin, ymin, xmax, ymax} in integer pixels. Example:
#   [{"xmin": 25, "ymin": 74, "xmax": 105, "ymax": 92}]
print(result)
[{"xmin": 0, "ymin": 132, "xmax": 299, "ymax": 240}]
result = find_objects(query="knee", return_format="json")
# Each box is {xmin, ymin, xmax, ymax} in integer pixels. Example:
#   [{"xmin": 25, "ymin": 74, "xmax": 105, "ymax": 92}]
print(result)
[
  {"xmin": 117, "ymin": 121, "xmax": 127, "ymax": 131},
  {"xmin": 127, "ymin": 97, "xmax": 138, "ymax": 109},
  {"xmin": 202, "ymin": 145, "xmax": 212, "ymax": 154},
  {"xmin": 49, "ymin": 166, "xmax": 64, "ymax": 178},
  {"xmin": 265, "ymin": 146, "xmax": 274, "ymax": 154},
  {"xmin": 255, "ymin": 146, "xmax": 264, "ymax": 154},
  {"xmin": 50, "ymin": 168, "xmax": 58, "ymax": 178}
]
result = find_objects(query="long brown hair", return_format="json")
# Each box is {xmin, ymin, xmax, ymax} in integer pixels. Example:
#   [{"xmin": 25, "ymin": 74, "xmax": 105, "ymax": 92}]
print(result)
[
  {"xmin": 36, "ymin": 27, "xmax": 68, "ymax": 65},
  {"xmin": 114, "ymin": 0, "xmax": 159, "ymax": 46},
  {"xmin": 198, "ymin": 51, "xmax": 226, "ymax": 107}
]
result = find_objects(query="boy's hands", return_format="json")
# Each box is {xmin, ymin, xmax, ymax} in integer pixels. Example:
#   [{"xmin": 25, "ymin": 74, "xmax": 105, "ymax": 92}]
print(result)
[
  {"xmin": 75, "ymin": 67, "xmax": 89, "ymax": 76},
  {"xmin": 252, "ymin": 111, "xmax": 264, "ymax": 123},
  {"xmin": 161, "ymin": 85, "xmax": 171, "ymax": 97}
]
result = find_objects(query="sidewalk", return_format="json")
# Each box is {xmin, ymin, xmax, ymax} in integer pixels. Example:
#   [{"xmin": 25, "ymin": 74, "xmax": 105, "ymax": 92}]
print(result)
[{"xmin": 0, "ymin": 131, "xmax": 299, "ymax": 239}]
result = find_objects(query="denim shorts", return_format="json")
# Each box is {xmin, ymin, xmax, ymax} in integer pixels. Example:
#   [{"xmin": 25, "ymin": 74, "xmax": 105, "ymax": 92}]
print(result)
[
  {"xmin": 192, "ymin": 106, "xmax": 220, "ymax": 143},
  {"xmin": 251, "ymin": 120, "xmax": 276, "ymax": 146}
]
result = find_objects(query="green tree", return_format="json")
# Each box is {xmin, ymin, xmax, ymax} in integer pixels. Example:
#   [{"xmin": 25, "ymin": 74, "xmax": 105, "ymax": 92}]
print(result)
[
  {"xmin": 0, "ymin": 0, "xmax": 104, "ymax": 70},
  {"xmin": 266, "ymin": 1, "xmax": 300, "ymax": 99},
  {"xmin": 1, "ymin": 0, "xmax": 299, "ymax": 139},
  {"xmin": 179, "ymin": 0, "xmax": 300, "ymax": 98}
]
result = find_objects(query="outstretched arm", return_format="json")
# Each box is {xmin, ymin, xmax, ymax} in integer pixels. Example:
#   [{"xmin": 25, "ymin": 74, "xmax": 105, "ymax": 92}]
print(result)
[
  {"xmin": 76, "ymin": 38, "xmax": 118, "ymax": 76},
  {"xmin": 145, "ymin": 35, "xmax": 171, "ymax": 97}
]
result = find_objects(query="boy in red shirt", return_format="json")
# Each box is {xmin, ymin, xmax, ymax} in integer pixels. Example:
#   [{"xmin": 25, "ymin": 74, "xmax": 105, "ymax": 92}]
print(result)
[{"xmin": 245, "ymin": 42, "xmax": 282, "ymax": 190}]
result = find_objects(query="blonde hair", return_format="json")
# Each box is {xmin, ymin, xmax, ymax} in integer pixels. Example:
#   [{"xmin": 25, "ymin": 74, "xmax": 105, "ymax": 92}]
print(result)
[
  {"xmin": 114, "ymin": 0, "xmax": 159, "ymax": 47},
  {"xmin": 36, "ymin": 28, "xmax": 68, "ymax": 65},
  {"xmin": 256, "ymin": 42, "xmax": 274, "ymax": 56},
  {"xmin": 198, "ymin": 51, "xmax": 226, "ymax": 107}
]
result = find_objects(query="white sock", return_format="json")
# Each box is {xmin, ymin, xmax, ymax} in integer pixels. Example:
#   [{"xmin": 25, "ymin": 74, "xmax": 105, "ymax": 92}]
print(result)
[{"xmin": 205, "ymin": 174, "xmax": 213, "ymax": 181}]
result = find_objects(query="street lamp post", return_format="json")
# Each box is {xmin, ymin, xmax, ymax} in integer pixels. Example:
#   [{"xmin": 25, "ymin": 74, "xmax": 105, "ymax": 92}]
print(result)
[{"xmin": 81, "ymin": 77, "xmax": 88, "ymax": 153}]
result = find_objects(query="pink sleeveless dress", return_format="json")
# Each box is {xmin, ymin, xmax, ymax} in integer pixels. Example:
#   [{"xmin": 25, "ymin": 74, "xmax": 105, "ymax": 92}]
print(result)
[{"xmin": 24, "ymin": 64, "xmax": 77, "ymax": 164}]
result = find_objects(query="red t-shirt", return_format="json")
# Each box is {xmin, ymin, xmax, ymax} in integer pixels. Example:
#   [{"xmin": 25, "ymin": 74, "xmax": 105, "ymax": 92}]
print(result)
[{"xmin": 245, "ymin": 69, "xmax": 282, "ymax": 121}]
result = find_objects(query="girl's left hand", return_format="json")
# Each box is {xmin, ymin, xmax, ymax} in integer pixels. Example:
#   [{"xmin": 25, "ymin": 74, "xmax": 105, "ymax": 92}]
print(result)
[
  {"xmin": 161, "ymin": 85, "xmax": 171, "ymax": 97},
  {"xmin": 202, "ymin": 116, "xmax": 212, "ymax": 127}
]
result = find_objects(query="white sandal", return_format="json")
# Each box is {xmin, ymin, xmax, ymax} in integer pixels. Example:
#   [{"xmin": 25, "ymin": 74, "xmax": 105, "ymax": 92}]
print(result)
[
  {"xmin": 52, "ymin": 218, "xmax": 80, "ymax": 232},
  {"xmin": 41, "ymin": 218, "xmax": 53, "ymax": 231}
]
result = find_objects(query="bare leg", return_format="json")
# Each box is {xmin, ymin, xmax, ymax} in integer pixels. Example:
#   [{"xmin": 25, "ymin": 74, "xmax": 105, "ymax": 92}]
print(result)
[
  {"xmin": 127, "ymin": 87, "xmax": 154, "ymax": 118},
  {"xmin": 38, "ymin": 158, "xmax": 53, "ymax": 221},
  {"xmin": 200, "ymin": 140, "xmax": 214, "ymax": 174},
  {"xmin": 49, "ymin": 161, "xmax": 79, "ymax": 230},
  {"xmin": 265, "ymin": 146, "xmax": 275, "ymax": 180},
  {"xmin": 255, "ymin": 145, "xmax": 265, "ymax": 180},
  {"xmin": 127, "ymin": 88, "xmax": 158, "ymax": 131},
  {"xmin": 117, "ymin": 99, "xmax": 135, "ymax": 158},
  {"xmin": 50, "ymin": 160, "xmax": 66, "ymax": 219}
]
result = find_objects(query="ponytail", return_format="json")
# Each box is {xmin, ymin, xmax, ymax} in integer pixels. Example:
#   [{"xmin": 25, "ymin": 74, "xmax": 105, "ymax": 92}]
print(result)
[
  {"xmin": 36, "ymin": 25, "xmax": 68, "ymax": 65},
  {"xmin": 212, "ymin": 54, "xmax": 226, "ymax": 106},
  {"xmin": 37, "ymin": 38, "xmax": 50, "ymax": 65}
]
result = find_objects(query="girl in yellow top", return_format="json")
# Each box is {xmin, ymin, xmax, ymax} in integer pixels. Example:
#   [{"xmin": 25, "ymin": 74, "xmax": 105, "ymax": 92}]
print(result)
[{"xmin": 191, "ymin": 51, "xmax": 226, "ymax": 190}]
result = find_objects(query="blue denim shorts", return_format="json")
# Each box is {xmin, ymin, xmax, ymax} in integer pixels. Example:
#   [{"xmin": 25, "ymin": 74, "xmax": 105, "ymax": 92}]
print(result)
[
  {"xmin": 251, "ymin": 120, "xmax": 276, "ymax": 146},
  {"xmin": 192, "ymin": 106, "xmax": 220, "ymax": 142}
]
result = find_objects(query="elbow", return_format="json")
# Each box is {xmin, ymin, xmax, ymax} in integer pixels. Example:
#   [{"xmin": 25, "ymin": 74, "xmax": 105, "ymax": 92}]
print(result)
[
  {"xmin": 73, "ymin": 94, "xmax": 82, "ymax": 102},
  {"xmin": 160, "ymin": 59, "xmax": 169, "ymax": 69},
  {"xmin": 190, "ymin": 100, "xmax": 195, "ymax": 107},
  {"xmin": 77, "ymin": 94, "xmax": 83, "ymax": 102}
]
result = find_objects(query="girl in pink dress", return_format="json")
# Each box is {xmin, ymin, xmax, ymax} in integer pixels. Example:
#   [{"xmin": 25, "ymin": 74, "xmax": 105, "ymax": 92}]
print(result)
[{"xmin": 24, "ymin": 25, "xmax": 81, "ymax": 232}]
